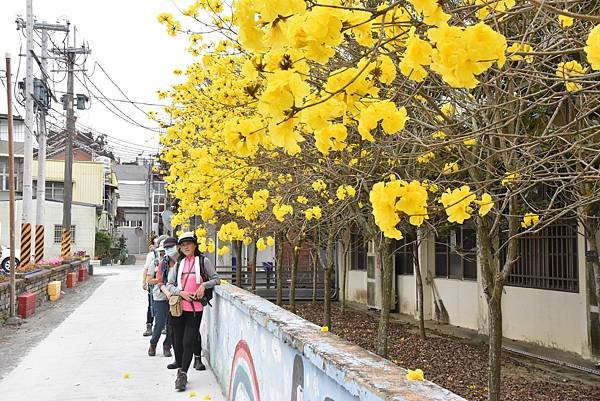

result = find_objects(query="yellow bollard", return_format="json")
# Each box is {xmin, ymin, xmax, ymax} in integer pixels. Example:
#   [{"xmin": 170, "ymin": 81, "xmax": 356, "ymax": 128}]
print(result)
[{"xmin": 48, "ymin": 281, "xmax": 61, "ymax": 301}]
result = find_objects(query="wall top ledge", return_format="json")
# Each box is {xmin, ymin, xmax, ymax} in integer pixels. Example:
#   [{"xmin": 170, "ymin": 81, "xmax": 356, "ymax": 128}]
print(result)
[{"xmin": 215, "ymin": 285, "xmax": 466, "ymax": 401}]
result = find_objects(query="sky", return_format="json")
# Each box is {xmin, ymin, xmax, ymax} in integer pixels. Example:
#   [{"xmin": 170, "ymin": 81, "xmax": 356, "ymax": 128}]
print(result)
[{"xmin": 0, "ymin": 0, "xmax": 194, "ymax": 161}]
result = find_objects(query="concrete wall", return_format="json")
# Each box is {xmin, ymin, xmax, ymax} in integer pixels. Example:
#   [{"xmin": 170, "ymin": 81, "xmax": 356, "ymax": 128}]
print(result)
[
  {"xmin": 433, "ymin": 278, "xmax": 479, "ymax": 331},
  {"xmin": 345, "ymin": 270, "xmax": 367, "ymax": 304},
  {"xmin": 502, "ymin": 286, "xmax": 588, "ymax": 355},
  {"xmin": 0, "ymin": 200, "xmax": 96, "ymax": 259},
  {"xmin": 203, "ymin": 284, "xmax": 466, "ymax": 401},
  {"xmin": 397, "ymin": 275, "xmax": 417, "ymax": 316}
]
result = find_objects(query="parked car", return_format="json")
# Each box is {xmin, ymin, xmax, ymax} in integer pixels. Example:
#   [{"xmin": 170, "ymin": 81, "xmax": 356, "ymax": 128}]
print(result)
[{"xmin": 0, "ymin": 244, "xmax": 21, "ymax": 274}]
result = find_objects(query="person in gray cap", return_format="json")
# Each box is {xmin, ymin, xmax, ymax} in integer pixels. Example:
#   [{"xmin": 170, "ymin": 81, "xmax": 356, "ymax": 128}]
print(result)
[
  {"xmin": 146, "ymin": 237, "xmax": 174, "ymax": 357},
  {"xmin": 160, "ymin": 231, "xmax": 220, "ymax": 391}
]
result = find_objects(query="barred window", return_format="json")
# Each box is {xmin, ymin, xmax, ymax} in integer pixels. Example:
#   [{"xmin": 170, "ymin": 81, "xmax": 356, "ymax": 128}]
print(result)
[
  {"xmin": 395, "ymin": 233, "xmax": 416, "ymax": 275},
  {"xmin": 350, "ymin": 228, "xmax": 368, "ymax": 271},
  {"xmin": 435, "ymin": 226, "xmax": 477, "ymax": 280},
  {"xmin": 54, "ymin": 225, "xmax": 76, "ymax": 244},
  {"xmin": 506, "ymin": 221, "xmax": 578, "ymax": 292}
]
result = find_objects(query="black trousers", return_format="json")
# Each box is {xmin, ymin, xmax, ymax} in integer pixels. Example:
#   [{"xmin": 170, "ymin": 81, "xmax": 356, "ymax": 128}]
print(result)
[
  {"xmin": 170, "ymin": 311, "xmax": 203, "ymax": 372},
  {"xmin": 146, "ymin": 292, "xmax": 154, "ymax": 324}
]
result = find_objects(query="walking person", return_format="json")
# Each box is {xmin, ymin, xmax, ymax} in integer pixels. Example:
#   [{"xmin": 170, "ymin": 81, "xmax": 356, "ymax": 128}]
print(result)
[
  {"xmin": 147, "ymin": 240, "xmax": 172, "ymax": 357},
  {"xmin": 161, "ymin": 232, "xmax": 220, "ymax": 391},
  {"xmin": 142, "ymin": 240, "xmax": 158, "ymax": 336}
]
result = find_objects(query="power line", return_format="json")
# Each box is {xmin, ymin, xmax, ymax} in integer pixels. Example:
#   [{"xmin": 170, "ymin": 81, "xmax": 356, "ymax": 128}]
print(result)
[
  {"xmin": 47, "ymin": 107, "xmax": 159, "ymax": 151},
  {"xmin": 76, "ymin": 72, "xmax": 164, "ymax": 133},
  {"xmin": 51, "ymin": 89, "xmax": 165, "ymax": 107}
]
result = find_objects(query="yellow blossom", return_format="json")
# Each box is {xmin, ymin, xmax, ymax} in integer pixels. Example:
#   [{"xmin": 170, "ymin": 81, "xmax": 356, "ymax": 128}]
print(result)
[
  {"xmin": 556, "ymin": 60, "xmax": 586, "ymax": 92},
  {"xmin": 521, "ymin": 213, "xmax": 539, "ymax": 228},
  {"xmin": 358, "ymin": 101, "xmax": 409, "ymax": 141},
  {"xmin": 273, "ymin": 203, "xmax": 294, "ymax": 222},
  {"xmin": 266, "ymin": 236, "xmax": 275, "ymax": 246},
  {"xmin": 217, "ymin": 246, "xmax": 230, "ymax": 256},
  {"xmin": 406, "ymin": 369, "xmax": 425, "ymax": 381},
  {"xmin": 305, "ymin": 206, "xmax": 322, "ymax": 220},
  {"xmin": 558, "ymin": 13, "xmax": 574, "ymax": 28},
  {"xmin": 501, "ymin": 172, "xmax": 521, "ymax": 186},
  {"xmin": 586, "ymin": 25, "xmax": 600, "ymax": 70},
  {"xmin": 507, "ymin": 43, "xmax": 534, "ymax": 63},
  {"xmin": 297, "ymin": 196, "xmax": 308, "ymax": 204},
  {"xmin": 474, "ymin": 193, "xmax": 494, "ymax": 216},
  {"xmin": 443, "ymin": 162, "xmax": 459, "ymax": 174},
  {"xmin": 439, "ymin": 186, "xmax": 476, "ymax": 224},
  {"xmin": 417, "ymin": 152, "xmax": 435, "ymax": 164},
  {"xmin": 320, "ymin": 326, "xmax": 329, "ymax": 332}
]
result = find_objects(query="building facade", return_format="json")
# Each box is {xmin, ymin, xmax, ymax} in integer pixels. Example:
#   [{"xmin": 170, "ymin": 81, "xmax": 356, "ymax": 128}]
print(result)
[
  {"xmin": 114, "ymin": 163, "xmax": 150, "ymax": 255},
  {"xmin": 341, "ymin": 222, "xmax": 599, "ymax": 361}
]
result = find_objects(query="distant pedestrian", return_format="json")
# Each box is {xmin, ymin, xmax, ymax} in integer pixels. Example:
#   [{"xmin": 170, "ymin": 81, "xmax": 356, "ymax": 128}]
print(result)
[
  {"xmin": 142, "ymin": 242, "xmax": 158, "ymax": 336},
  {"xmin": 146, "ymin": 240, "xmax": 172, "ymax": 357},
  {"xmin": 161, "ymin": 232, "xmax": 220, "ymax": 391}
]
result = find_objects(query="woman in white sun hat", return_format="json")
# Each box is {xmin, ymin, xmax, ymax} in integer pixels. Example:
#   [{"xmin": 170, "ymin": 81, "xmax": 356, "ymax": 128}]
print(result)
[{"xmin": 161, "ymin": 231, "xmax": 219, "ymax": 391}]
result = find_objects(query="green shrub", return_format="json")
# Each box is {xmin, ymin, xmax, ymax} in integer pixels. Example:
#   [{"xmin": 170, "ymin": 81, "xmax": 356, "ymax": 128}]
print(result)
[{"xmin": 95, "ymin": 231, "xmax": 112, "ymax": 258}]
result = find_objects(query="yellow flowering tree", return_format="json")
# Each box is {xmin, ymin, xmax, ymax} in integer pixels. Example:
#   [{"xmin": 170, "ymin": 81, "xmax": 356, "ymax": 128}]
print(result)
[{"xmin": 156, "ymin": 1, "xmax": 600, "ymax": 400}]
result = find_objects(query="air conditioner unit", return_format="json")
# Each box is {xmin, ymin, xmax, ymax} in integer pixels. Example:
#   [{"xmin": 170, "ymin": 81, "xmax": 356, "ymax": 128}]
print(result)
[{"xmin": 366, "ymin": 240, "xmax": 396, "ymax": 311}]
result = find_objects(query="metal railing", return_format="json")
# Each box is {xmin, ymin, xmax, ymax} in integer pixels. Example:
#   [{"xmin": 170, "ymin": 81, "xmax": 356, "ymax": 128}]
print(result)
[{"xmin": 215, "ymin": 265, "xmax": 335, "ymax": 301}]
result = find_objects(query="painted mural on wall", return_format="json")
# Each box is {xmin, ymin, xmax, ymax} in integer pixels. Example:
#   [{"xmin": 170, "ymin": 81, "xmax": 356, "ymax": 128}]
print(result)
[{"xmin": 203, "ymin": 293, "xmax": 358, "ymax": 401}]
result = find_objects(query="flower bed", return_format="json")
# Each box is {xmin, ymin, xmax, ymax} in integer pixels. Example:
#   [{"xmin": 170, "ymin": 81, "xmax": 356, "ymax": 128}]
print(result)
[{"xmin": 0, "ymin": 258, "xmax": 90, "ymax": 320}]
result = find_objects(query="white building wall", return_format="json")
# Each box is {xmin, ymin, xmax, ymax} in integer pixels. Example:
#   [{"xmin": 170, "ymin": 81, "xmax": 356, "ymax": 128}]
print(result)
[
  {"xmin": 346, "ymin": 270, "xmax": 367, "ymax": 304},
  {"xmin": 434, "ymin": 278, "xmax": 480, "ymax": 330},
  {"xmin": 500, "ymin": 230, "xmax": 590, "ymax": 356},
  {"xmin": 0, "ymin": 200, "xmax": 96, "ymax": 260},
  {"xmin": 397, "ymin": 275, "xmax": 417, "ymax": 316}
]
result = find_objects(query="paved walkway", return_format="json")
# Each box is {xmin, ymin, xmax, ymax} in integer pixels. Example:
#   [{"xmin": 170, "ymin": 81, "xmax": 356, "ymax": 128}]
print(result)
[{"xmin": 0, "ymin": 265, "xmax": 225, "ymax": 401}]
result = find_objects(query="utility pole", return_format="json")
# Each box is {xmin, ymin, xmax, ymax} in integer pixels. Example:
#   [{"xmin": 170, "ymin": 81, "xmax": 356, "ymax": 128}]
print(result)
[
  {"xmin": 61, "ymin": 45, "xmax": 90, "ymax": 259},
  {"xmin": 35, "ymin": 29, "xmax": 48, "ymax": 263},
  {"xmin": 20, "ymin": 0, "xmax": 35, "ymax": 268},
  {"xmin": 5, "ymin": 54, "xmax": 20, "ymax": 325}
]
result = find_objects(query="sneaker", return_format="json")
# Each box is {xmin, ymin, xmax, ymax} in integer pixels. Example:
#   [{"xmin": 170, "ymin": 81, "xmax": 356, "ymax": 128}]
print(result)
[
  {"xmin": 163, "ymin": 345, "xmax": 172, "ymax": 358},
  {"xmin": 175, "ymin": 369, "xmax": 187, "ymax": 391},
  {"xmin": 148, "ymin": 344, "xmax": 156, "ymax": 357},
  {"xmin": 143, "ymin": 323, "xmax": 152, "ymax": 337},
  {"xmin": 167, "ymin": 361, "xmax": 180, "ymax": 370},
  {"xmin": 193, "ymin": 356, "xmax": 206, "ymax": 371},
  {"xmin": 162, "ymin": 328, "xmax": 166, "ymax": 335}
]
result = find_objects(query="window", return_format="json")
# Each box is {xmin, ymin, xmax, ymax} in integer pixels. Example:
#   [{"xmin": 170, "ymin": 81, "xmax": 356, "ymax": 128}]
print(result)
[
  {"xmin": 350, "ymin": 228, "xmax": 368, "ymax": 270},
  {"xmin": 505, "ymin": 221, "xmax": 578, "ymax": 292},
  {"xmin": 435, "ymin": 226, "xmax": 477, "ymax": 280},
  {"xmin": 54, "ymin": 225, "xmax": 76, "ymax": 244},
  {"xmin": 118, "ymin": 220, "xmax": 143, "ymax": 228},
  {"xmin": 395, "ymin": 233, "xmax": 416, "ymax": 275},
  {"xmin": 32, "ymin": 181, "xmax": 64, "ymax": 200},
  {"xmin": 0, "ymin": 157, "xmax": 20, "ymax": 191}
]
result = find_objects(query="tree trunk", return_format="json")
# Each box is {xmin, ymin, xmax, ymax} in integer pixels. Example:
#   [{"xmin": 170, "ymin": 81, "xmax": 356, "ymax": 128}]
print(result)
[
  {"xmin": 488, "ymin": 295, "xmax": 503, "ymax": 401},
  {"xmin": 234, "ymin": 240, "xmax": 243, "ymax": 288},
  {"xmin": 311, "ymin": 250, "xmax": 318, "ymax": 305},
  {"xmin": 275, "ymin": 234, "xmax": 283, "ymax": 306},
  {"xmin": 250, "ymin": 240, "xmax": 258, "ymax": 293},
  {"xmin": 376, "ymin": 236, "xmax": 394, "ymax": 357},
  {"xmin": 324, "ymin": 228, "xmax": 335, "ymax": 329},
  {"xmin": 587, "ymin": 223, "xmax": 600, "ymax": 309},
  {"xmin": 341, "ymin": 238, "xmax": 349, "ymax": 315},
  {"xmin": 413, "ymin": 240, "xmax": 426, "ymax": 340},
  {"xmin": 289, "ymin": 244, "xmax": 300, "ymax": 314}
]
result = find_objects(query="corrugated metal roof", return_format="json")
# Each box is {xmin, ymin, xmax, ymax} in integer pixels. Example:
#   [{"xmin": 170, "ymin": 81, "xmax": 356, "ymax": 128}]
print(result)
[
  {"xmin": 118, "ymin": 182, "xmax": 147, "ymax": 207},
  {"xmin": 114, "ymin": 164, "xmax": 149, "ymax": 181}
]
